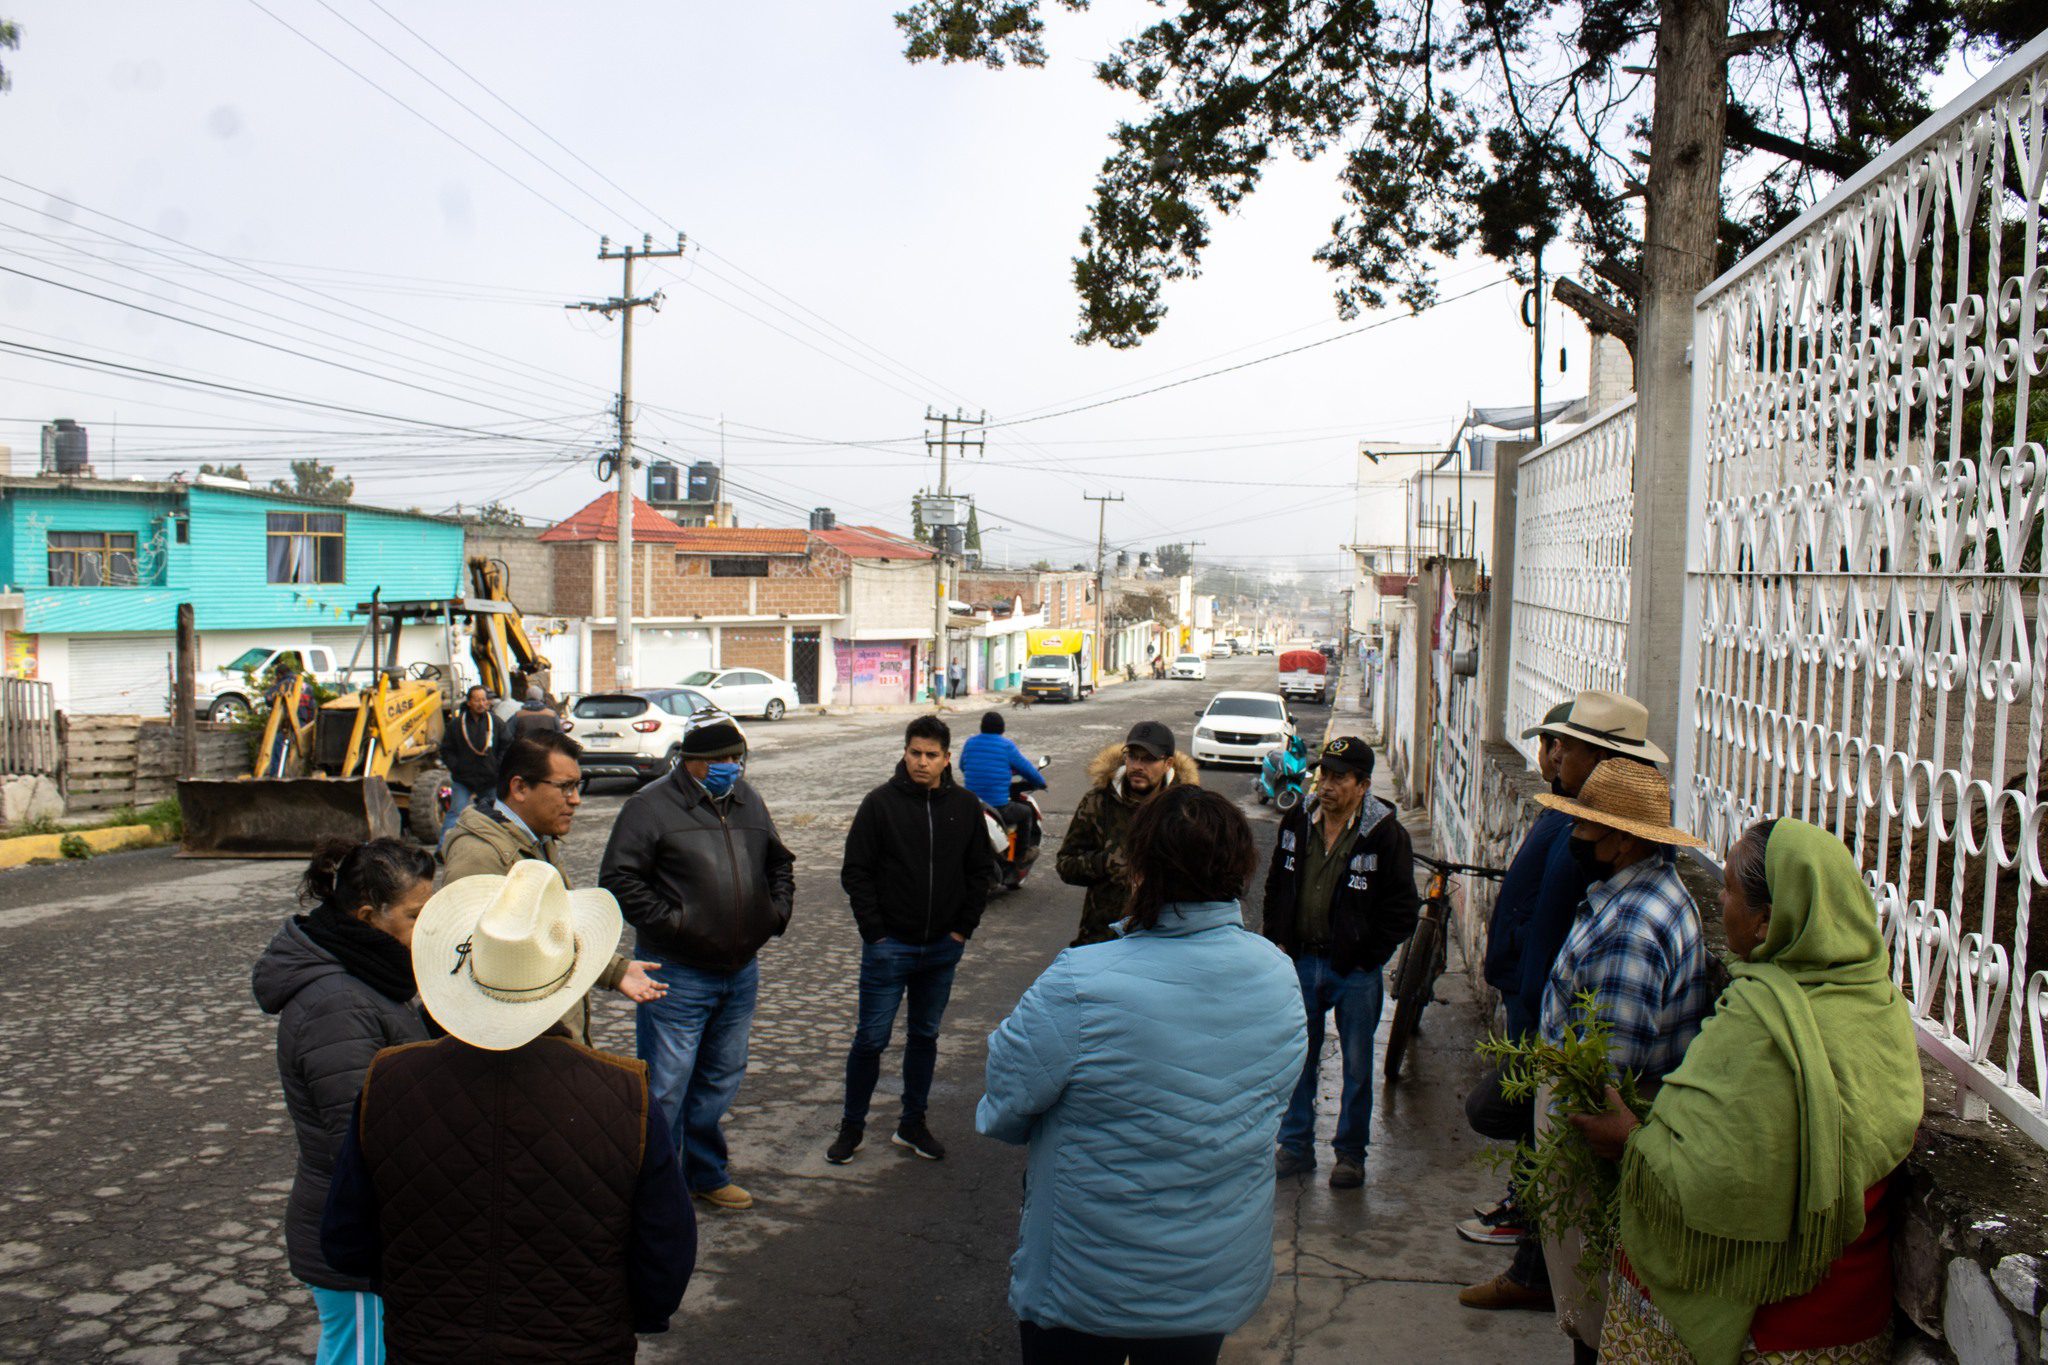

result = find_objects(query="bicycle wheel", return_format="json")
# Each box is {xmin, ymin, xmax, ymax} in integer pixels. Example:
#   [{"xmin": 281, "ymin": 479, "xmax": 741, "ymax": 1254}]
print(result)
[{"xmin": 1384, "ymin": 913, "xmax": 1444, "ymax": 1083}]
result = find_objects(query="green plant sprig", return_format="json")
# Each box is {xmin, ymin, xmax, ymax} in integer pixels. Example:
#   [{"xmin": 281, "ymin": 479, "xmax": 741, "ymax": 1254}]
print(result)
[{"xmin": 1476, "ymin": 991, "xmax": 1650, "ymax": 1284}]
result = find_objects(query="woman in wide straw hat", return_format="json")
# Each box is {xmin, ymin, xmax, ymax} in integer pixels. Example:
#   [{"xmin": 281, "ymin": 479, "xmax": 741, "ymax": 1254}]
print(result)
[
  {"xmin": 1528, "ymin": 758, "xmax": 1718, "ymax": 1352},
  {"xmin": 1572, "ymin": 818, "xmax": 1923, "ymax": 1364}
]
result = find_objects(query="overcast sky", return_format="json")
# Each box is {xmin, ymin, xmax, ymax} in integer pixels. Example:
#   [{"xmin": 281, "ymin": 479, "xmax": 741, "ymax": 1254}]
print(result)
[{"xmin": 0, "ymin": 0, "xmax": 1600, "ymax": 578}]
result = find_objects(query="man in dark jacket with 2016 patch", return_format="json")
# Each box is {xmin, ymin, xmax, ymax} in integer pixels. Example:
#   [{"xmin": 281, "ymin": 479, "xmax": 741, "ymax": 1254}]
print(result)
[
  {"xmin": 826, "ymin": 715, "xmax": 994, "ymax": 1167},
  {"xmin": 1263, "ymin": 735, "xmax": 1419, "ymax": 1190},
  {"xmin": 599, "ymin": 716, "xmax": 795, "ymax": 1215}
]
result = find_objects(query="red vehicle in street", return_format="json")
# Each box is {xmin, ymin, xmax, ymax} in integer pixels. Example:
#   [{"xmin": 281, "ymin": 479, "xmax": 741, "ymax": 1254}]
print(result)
[{"xmin": 1276, "ymin": 649, "xmax": 1328, "ymax": 705}]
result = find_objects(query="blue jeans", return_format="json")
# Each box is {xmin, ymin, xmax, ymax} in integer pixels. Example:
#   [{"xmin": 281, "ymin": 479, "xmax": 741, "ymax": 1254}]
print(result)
[
  {"xmin": 307, "ymin": 1284, "xmax": 384, "ymax": 1365},
  {"xmin": 635, "ymin": 951, "xmax": 758, "ymax": 1193},
  {"xmin": 439, "ymin": 778, "xmax": 481, "ymax": 837},
  {"xmin": 842, "ymin": 936, "xmax": 965, "ymax": 1127},
  {"xmin": 1278, "ymin": 954, "xmax": 1384, "ymax": 1164}
]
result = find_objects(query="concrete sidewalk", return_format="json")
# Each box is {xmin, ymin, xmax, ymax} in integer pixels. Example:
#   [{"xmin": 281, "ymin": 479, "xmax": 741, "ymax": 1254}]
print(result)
[{"xmin": 1228, "ymin": 675, "xmax": 1564, "ymax": 1363}]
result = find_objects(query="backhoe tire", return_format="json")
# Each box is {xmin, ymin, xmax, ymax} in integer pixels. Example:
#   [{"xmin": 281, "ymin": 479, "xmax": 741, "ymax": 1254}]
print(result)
[{"xmin": 408, "ymin": 766, "xmax": 449, "ymax": 849}]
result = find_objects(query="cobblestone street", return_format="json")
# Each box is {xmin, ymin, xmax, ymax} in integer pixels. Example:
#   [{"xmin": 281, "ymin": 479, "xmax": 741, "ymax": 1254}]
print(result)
[{"xmin": 0, "ymin": 660, "xmax": 1553, "ymax": 1363}]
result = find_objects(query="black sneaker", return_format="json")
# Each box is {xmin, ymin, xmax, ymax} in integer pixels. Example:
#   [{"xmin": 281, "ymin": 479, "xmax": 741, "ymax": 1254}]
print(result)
[
  {"xmin": 825, "ymin": 1120, "xmax": 864, "ymax": 1165},
  {"xmin": 892, "ymin": 1118, "xmax": 946, "ymax": 1161}
]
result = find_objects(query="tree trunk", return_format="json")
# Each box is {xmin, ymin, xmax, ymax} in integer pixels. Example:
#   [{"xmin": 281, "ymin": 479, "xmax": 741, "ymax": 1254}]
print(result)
[{"xmin": 1627, "ymin": 0, "xmax": 1728, "ymax": 764}]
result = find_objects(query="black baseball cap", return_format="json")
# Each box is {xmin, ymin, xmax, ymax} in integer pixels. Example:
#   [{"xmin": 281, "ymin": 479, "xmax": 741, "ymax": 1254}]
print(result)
[
  {"xmin": 1318, "ymin": 735, "xmax": 1375, "ymax": 779},
  {"xmin": 1124, "ymin": 721, "xmax": 1176, "ymax": 760}
]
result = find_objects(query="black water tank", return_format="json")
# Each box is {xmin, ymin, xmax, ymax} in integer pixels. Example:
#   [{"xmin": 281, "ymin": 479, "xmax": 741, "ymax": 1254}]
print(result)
[
  {"xmin": 648, "ymin": 462, "xmax": 679, "ymax": 502},
  {"xmin": 43, "ymin": 419, "xmax": 88, "ymax": 474},
  {"xmin": 688, "ymin": 461, "xmax": 719, "ymax": 502},
  {"xmin": 808, "ymin": 507, "xmax": 837, "ymax": 531}
]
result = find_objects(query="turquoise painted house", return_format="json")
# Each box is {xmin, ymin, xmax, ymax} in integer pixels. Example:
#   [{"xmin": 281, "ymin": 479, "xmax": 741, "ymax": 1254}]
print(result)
[{"xmin": 0, "ymin": 476, "xmax": 464, "ymax": 713}]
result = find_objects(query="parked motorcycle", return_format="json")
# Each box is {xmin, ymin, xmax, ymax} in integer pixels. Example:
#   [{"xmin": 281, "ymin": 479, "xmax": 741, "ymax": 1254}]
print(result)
[
  {"xmin": 983, "ymin": 756, "xmax": 1052, "ymax": 890},
  {"xmin": 1256, "ymin": 734, "xmax": 1310, "ymax": 812}
]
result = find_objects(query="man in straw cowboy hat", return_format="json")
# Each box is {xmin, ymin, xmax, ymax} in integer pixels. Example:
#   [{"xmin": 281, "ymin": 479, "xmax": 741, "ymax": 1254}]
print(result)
[
  {"xmin": 321, "ymin": 860, "xmax": 695, "ymax": 1361},
  {"xmin": 1459, "ymin": 690, "xmax": 1670, "ymax": 1312},
  {"xmin": 1525, "ymin": 756, "xmax": 1714, "ymax": 1359},
  {"xmin": 600, "ymin": 713, "xmax": 795, "ymax": 1214}
]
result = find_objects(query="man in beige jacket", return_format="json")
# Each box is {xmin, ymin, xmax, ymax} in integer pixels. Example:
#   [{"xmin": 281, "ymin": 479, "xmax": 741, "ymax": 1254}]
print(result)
[{"xmin": 441, "ymin": 729, "xmax": 665, "ymax": 1043}]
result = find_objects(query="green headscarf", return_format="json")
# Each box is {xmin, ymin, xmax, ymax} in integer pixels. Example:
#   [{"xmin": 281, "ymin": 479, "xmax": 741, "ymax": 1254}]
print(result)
[{"xmin": 1617, "ymin": 818, "xmax": 1923, "ymax": 1365}]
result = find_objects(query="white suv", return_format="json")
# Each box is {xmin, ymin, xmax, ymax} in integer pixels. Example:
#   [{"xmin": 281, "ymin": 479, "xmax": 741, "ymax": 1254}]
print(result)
[{"xmin": 562, "ymin": 687, "xmax": 736, "ymax": 785}]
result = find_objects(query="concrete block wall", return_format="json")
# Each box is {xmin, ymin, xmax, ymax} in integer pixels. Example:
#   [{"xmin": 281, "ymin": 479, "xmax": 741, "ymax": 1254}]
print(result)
[
  {"xmin": 721, "ymin": 626, "xmax": 785, "ymax": 675},
  {"xmin": 464, "ymin": 525, "xmax": 557, "ymax": 615}
]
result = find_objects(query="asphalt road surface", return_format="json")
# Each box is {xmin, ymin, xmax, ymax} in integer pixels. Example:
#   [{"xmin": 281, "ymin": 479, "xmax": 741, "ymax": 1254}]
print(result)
[{"xmin": 0, "ymin": 656, "xmax": 1323, "ymax": 1364}]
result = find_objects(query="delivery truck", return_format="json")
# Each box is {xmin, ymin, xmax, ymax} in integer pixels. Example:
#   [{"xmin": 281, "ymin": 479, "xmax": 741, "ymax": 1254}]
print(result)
[
  {"xmin": 1276, "ymin": 648, "xmax": 1329, "ymax": 704},
  {"xmin": 1020, "ymin": 628, "xmax": 1094, "ymax": 703}
]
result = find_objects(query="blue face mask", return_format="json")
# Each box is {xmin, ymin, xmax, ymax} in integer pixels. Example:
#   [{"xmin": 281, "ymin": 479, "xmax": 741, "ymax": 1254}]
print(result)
[{"xmin": 701, "ymin": 760, "xmax": 742, "ymax": 796}]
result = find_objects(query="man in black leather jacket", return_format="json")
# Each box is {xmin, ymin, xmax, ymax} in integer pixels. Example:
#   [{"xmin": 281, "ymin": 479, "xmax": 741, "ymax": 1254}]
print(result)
[{"xmin": 599, "ymin": 715, "xmax": 795, "ymax": 1214}]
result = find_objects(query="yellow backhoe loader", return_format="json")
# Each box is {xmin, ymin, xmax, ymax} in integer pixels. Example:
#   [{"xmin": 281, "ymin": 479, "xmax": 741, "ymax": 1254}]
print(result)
[{"xmin": 178, "ymin": 563, "xmax": 550, "ymax": 857}]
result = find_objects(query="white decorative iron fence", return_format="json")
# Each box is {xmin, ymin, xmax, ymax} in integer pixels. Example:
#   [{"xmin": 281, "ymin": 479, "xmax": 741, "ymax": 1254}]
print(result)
[
  {"xmin": 1505, "ymin": 398, "xmax": 1636, "ymax": 762},
  {"xmin": 1680, "ymin": 30, "xmax": 2048, "ymax": 1142},
  {"xmin": 1430, "ymin": 585, "xmax": 1486, "ymax": 870}
]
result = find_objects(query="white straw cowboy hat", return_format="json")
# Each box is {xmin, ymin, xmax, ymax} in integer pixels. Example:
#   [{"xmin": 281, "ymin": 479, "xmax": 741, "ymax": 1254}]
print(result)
[
  {"xmin": 1534, "ymin": 758, "xmax": 1706, "ymax": 849},
  {"xmin": 1531, "ymin": 689, "xmax": 1669, "ymax": 765},
  {"xmin": 413, "ymin": 860, "xmax": 624, "ymax": 1051}
]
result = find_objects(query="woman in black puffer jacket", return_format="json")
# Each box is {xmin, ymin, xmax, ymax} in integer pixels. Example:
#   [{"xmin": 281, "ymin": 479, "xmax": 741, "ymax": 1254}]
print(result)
[{"xmin": 252, "ymin": 838, "xmax": 435, "ymax": 1365}]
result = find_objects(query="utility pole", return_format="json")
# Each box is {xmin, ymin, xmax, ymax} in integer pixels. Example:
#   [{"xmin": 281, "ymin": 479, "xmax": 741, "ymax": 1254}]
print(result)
[
  {"xmin": 1084, "ymin": 492, "xmax": 1124, "ymax": 683},
  {"xmin": 570, "ymin": 232, "xmax": 686, "ymax": 691},
  {"xmin": 923, "ymin": 408, "xmax": 985, "ymax": 704}
]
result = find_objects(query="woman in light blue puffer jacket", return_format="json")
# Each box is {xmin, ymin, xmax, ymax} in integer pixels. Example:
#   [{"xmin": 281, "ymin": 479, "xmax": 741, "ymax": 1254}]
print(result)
[{"xmin": 978, "ymin": 785, "xmax": 1309, "ymax": 1364}]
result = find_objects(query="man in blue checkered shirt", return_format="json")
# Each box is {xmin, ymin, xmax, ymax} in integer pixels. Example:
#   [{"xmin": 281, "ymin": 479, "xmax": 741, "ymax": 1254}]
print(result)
[{"xmin": 1535, "ymin": 758, "xmax": 1713, "ymax": 1086}]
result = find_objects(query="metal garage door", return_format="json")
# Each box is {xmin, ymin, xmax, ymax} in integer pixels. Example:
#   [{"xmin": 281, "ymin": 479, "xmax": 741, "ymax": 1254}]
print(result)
[
  {"xmin": 636, "ymin": 628, "xmax": 714, "ymax": 688},
  {"xmin": 66, "ymin": 634, "xmax": 174, "ymax": 715}
]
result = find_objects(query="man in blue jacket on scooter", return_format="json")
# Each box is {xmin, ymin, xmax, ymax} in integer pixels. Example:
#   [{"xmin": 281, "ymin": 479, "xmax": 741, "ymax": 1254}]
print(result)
[{"xmin": 958, "ymin": 712, "xmax": 1047, "ymax": 812}]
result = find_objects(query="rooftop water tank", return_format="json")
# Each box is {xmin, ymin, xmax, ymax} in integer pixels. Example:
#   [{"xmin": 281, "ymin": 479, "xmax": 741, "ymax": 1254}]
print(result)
[{"xmin": 41, "ymin": 419, "xmax": 89, "ymax": 475}]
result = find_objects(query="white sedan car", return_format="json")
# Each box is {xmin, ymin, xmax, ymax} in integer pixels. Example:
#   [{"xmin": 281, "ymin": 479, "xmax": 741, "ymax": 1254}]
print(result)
[
  {"xmin": 1167, "ymin": 652, "xmax": 1207, "ymax": 681},
  {"xmin": 679, "ymin": 668, "xmax": 802, "ymax": 720},
  {"xmin": 1191, "ymin": 691, "xmax": 1295, "ymax": 767}
]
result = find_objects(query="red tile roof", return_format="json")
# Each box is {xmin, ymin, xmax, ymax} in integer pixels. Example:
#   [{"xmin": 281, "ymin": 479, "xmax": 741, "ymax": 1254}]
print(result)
[
  {"xmin": 814, "ymin": 525, "xmax": 934, "ymax": 561},
  {"xmin": 668, "ymin": 527, "xmax": 813, "ymax": 555},
  {"xmin": 539, "ymin": 493, "xmax": 689, "ymax": 544}
]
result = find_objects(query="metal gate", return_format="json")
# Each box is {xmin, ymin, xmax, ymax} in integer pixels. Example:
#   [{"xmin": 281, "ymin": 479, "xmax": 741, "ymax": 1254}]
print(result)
[{"xmin": 791, "ymin": 630, "xmax": 821, "ymax": 705}]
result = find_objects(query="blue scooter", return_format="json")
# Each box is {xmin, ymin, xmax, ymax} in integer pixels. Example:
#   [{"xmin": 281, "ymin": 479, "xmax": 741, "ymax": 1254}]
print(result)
[{"xmin": 1256, "ymin": 734, "xmax": 1310, "ymax": 812}]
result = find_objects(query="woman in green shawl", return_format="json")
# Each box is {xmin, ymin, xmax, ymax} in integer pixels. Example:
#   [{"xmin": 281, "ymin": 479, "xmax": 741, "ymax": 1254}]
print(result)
[{"xmin": 1569, "ymin": 818, "xmax": 1923, "ymax": 1365}]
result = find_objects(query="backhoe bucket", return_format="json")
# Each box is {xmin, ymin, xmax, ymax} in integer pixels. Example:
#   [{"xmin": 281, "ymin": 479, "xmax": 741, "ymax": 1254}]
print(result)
[{"xmin": 176, "ymin": 777, "xmax": 402, "ymax": 858}]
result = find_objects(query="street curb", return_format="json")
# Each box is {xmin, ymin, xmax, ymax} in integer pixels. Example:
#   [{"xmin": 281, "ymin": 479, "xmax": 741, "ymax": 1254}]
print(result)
[{"xmin": 0, "ymin": 823, "xmax": 170, "ymax": 869}]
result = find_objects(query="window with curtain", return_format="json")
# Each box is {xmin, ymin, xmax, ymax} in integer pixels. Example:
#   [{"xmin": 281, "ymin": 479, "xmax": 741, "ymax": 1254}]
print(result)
[
  {"xmin": 47, "ymin": 531, "xmax": 140, "ymax": 587},
  {"xmin": 267, "ymin": 511, "xmax": 345, "ymax": 584}
]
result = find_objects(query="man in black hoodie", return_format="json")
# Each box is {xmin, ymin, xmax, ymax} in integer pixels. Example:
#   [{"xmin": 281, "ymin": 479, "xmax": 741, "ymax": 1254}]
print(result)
[{"xmin": 828, "ymin": 715, "xmax": 993, "ymax": 1166}]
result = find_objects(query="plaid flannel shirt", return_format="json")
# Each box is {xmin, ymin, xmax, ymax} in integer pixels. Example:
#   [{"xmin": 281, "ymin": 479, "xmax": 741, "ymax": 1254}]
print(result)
[{"xmin": 1539, "ymin": 853, "xmax": 1711, "ymax": 1084}]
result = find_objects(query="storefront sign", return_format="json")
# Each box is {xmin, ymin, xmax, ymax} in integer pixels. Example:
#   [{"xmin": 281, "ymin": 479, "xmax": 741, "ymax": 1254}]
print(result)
[
  {"xmin": 3, "ymin": 632, "xmax": 37, "ymax": 679},
  {"xmin": 834, "ymin": 642, "xmax": 912, "ymax": 701}
]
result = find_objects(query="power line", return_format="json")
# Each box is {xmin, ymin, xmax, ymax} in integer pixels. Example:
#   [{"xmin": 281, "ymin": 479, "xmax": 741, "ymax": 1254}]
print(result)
[
  {"xmin": 982, "ymin": 278, "xmax": 1508, "ymax": 430},
  {"xmin": 0, "ymin": 339, "xmax": 605, "ymax": 444},
  {"xmin": 243, "ymin": 0, "xmax": 607, "ymax": 236},
  {"xmin": 0, "ymin": 177, "xmax": 616, "ymax": 410}
]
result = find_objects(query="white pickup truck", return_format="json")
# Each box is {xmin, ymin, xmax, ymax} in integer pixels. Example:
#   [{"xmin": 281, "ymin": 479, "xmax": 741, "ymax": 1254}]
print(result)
[{"xmin": 195, "ymin": 645, "xmax": 347, "ymax": 724}]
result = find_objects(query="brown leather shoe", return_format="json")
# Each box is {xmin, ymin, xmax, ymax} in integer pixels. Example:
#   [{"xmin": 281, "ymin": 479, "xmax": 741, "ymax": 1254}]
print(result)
[{"xmin": 1457, "ymin": 1273, "xmax": 1554, "ymax": 1312}]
